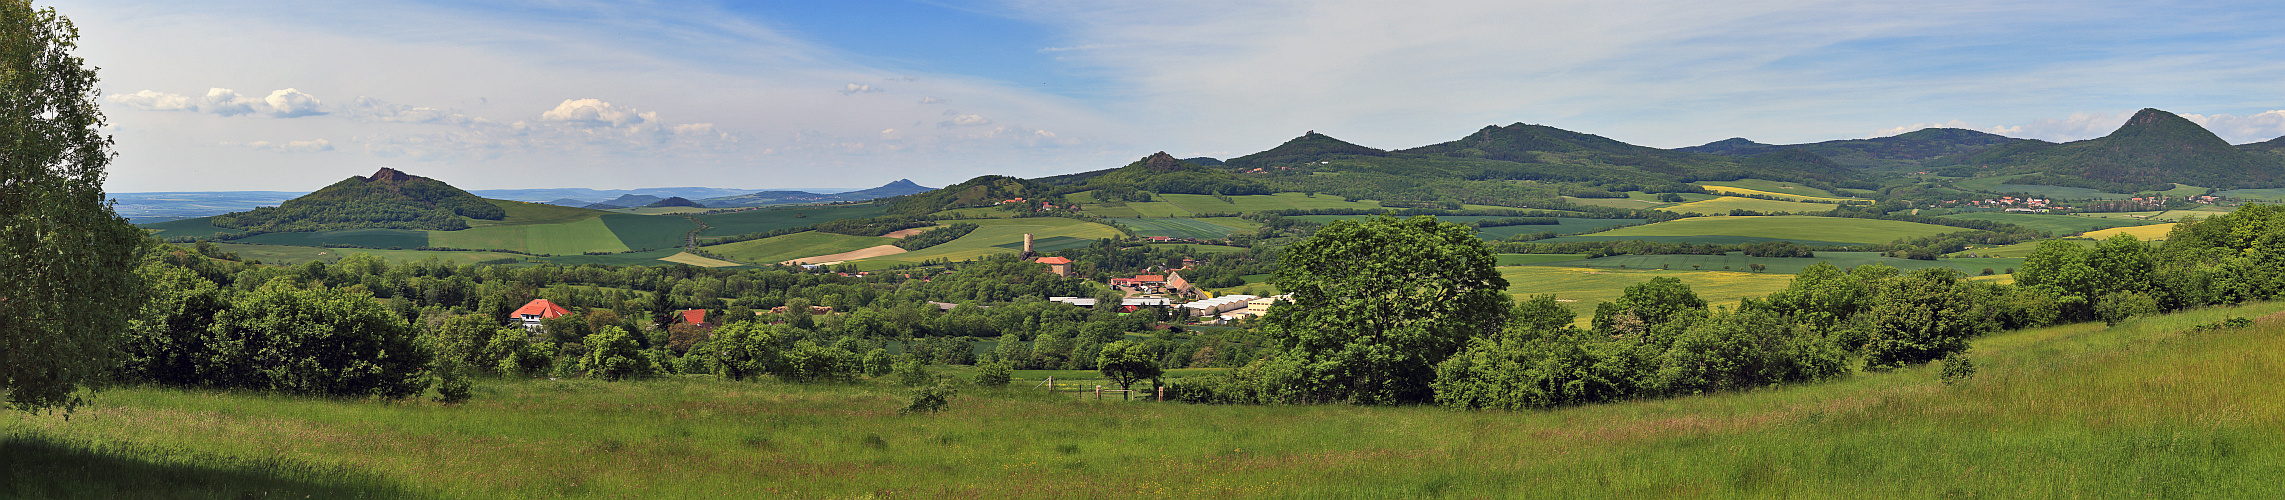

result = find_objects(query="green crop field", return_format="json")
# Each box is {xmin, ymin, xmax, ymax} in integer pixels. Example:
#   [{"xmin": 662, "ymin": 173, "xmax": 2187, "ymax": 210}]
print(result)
[
  {"xmin": 430, "ymin": 216, "xmax": 631, "ymax": 255},
  {"xmin": 705, "ymin": 231, "xmax": 896, "ymax": 264},
  {"xmin": 1193, "ymin": 217, "xmax": 1262, "ymax": 232},
  {"xmin": 870, "ymin": 218, "xmax": 1122, "ymax": 265},
  {"xmin": 1561, "ymin": 215, "xmax": 1958, "ymax": 245},
  {"xmin": 1950, "ymin": 239, "xmax": 2095, "ymax": 258},
  {"xmin": 2216, "ymin": 188, "xmax": 2285, "ymax": 202},
  {"xmin": 1111, "ymin": 218, "xmax": 1247, "ymax": 239},
  {"xmin": 1502, "ymin": 265, "xmax": 1801, "ymax": 319},
  {"xmin": 599, "ymin": 213, "xmax": 697, "ymax": 251},
  {"xmin": 136, "ymin": 216, "xmax": 243, "ymax": 239},
  {"xmin": 210, "ymin": 243, "xmax": 528, "ymax": 266},
  {"xmin": 1939, "ymin": 212, "xmax": 2163, "ymax": 235},
  {"xmin": 1660, "ymin": 196, "xmax": 1842, "ymax": 214},
  {"xmin": 534, "ymin": 248, "xmax": 693, "ymax": 267},
  {"xmin": 1288, "ymin": 215, "xmax": 1646, "ymax": 240},
  {"xmin": 468, "ymin": 199, "xmax": 604, "ymax": 227},
  {"xmin": 16, "ymin": 303, "xmax": 2285, "ymax": 497},
  {"xmin": 696, "ymin": 204, "xmax": 890, "ymax": 237},
  {"xmin": 1532, "ymin": 251, "xmax": 2024, "ymax": 276},
  {"xmin": 1496, "ymin": 253, "xmax": 1590, "ymax": 266},
  {"xmin": 230, "ymin": 228, "xmax": 432, "ymax": 249},
  {"xmin": 1534, "ymin": 234, "xmax": 1862, "ymax": 246},
  {"xmin": 1071, "ymin": 192, "xmax": 1378, "ymax": 218},
  {"xmin": 1559, "ymin": 195, "xmax": 1674, "ymax": 209}
]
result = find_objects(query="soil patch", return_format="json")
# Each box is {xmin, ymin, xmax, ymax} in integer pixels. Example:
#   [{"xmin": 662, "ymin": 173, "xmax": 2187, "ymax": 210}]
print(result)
[{"xmin": 780, "ymin": 245, "xmax": 907, "ymax": 266}]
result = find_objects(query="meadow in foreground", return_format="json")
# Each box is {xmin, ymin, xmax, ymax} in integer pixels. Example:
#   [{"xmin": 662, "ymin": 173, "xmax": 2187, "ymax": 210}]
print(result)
[{"xmin": 8, "ymin": 302, "xmax": 2284, "ymax": 498}]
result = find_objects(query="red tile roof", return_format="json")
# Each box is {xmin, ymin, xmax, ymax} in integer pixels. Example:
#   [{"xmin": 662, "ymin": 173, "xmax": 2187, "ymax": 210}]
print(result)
[
  {"xmin": 1035, "ymin": 256, "xmax": 1072, "ymax": 264},
  {"xmin": 512, "ymin": 299, "xmax": 570, "ymax": 319},
  {"xmin": 1133, "ymin": 275, "xmax": 1165, "ymax": 282},
  {"xmin": 676, "ymin": 309, "xmax": 706, "ymax": 325}
]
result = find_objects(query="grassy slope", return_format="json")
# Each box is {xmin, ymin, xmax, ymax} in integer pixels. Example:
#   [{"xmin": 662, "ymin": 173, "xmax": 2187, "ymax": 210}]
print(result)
[
  {"xmin": 211, "ymin": 243, "xmax": 528, "ymax": 266},
  {"xmin": 1073, "ymin": 192, "xmax": 1378, "ymax": 218},
  {"xmin": 24, "ymin": 304, "xmax": 2281, "ymax": 497},
  {"xmin": 2085, "ymin": 223, "xmax": 2180, "ymax": 241},
  {"xmin": 136, "ymin": 216, "xmax": 240, "ymax": 239},
  {"xmin": 657, "ymin": 252, "xmax": 743, "ymax": 267},
  {"xmin": 1572, "ymin": 215, "xmax": 1957, "ymax": 245},
  {"xmin": 865, "ymin": 218, "xmax": 1123, "ymax": 265},
  {"xmin": 467, "ymin": 199, "xmax": 605, "ymax": 227},
  {"xmin": 1695, "ymin": 179, "xmax": 1844, "ymax": 198},
  {"xmin": 1938, "ymin": 212, "xmax": 2161, "ymax": 235},
  {"xmin": 1502, "ymin": 266, "xmax": 1799, "ymax": 318},
  {"xmin": 429, "ymin": 216, "xmax": 631, "ymax": 255},
  {"xmin": 694, "ymin": 204, "xmax": 890, "ymax": 238},
  {"xmin": 1112, "ymin": 218, "xmax": 1247, "ymax": 239},
  {"xmin": 599, "ymin": 214, "xmax": 696, "ymax": 252},
  {"xmin": 1531, "ymin": 251, "xmax": 2023, "ymax": 276},
  {"xmin": 705, "ymin": 231, "xmax": 895, "ymax": 264},
  {"xmin": 230, "ymin": 229, "xmax": 430, "ymax": 249},
  {"xmin": 1660, "ymin": 196, "xmax": 1843, "ymax": 214}
]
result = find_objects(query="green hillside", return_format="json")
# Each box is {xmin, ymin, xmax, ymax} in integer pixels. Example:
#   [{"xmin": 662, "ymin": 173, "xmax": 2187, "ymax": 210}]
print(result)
[
  {"xmin": 1933, "ymin": 108, "xmax": 2285, "ymax": 190},
  {"xmin": 1681, "ymin": 127, "xmax": 2021, "ymax": 171},
  {"xmin": 706, "ymin": 231, "xmax": 895, "ymax": 264},
  {"xmin": 1938, "ymin": 212, "xmax": 2162, "ymax": 235},
  {"xmin": 210, "ymin": 168, "xmax": 505, "ymax": 232},
  {"xmin": 694, "ymin": 204, "xmax": 890, "ymax": 238},
  {"xmin": 1223, "ymin": 131, "xmax": 1388, "ymax": 167}
]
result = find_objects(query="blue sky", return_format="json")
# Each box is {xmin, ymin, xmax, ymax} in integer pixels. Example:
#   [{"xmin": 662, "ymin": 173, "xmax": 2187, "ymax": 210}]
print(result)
[{"xmin": 54, "ymin": 0, "xmax": 2285, "ymax": 192}]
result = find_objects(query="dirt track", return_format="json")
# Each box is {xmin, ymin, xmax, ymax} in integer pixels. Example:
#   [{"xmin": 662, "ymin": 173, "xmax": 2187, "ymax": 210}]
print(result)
[
  {"xmin": 879, "ymin": 227, "xmax": 932, "ymax": 239},
  {"xmin": 780, "ymin": 245, "xmax": 908, "ymax": 266}
]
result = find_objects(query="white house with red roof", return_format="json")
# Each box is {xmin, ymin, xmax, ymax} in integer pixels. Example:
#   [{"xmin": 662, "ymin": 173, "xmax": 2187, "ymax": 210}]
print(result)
[
  {"xmin": 1035, "ymin": 256, "xmax": 1073, "ymax": 276},
  {"xmin": 512, "ymin": 299, "xmax": 571, "ymax": 331}
]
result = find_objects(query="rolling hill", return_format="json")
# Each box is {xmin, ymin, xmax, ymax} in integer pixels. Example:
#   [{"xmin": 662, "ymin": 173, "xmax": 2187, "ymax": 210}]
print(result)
[
  {"xmin": 208, "ymin": 168, "xmax": 503, "ymax": 232},
  {"xmin": 1930, "ymin": 108, "xmax": 2285, "ymax": 191},
  {"xmin": 696, "ymin": 179, "xmax": 935, "ymax": 208},
  {"xmin": 1679, "ymin": 127, "xmax": 2022, "ymax": 171}
]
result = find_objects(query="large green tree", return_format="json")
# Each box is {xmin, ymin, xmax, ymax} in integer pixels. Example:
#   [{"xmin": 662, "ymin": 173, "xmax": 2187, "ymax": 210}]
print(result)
[
  {"xmin": 1262, "ymin": 215, "xmax": 1510, "ymax": 404},
  {"xmin": 2, "ymin": 1, "xmax": 147, "ymax": 411}
]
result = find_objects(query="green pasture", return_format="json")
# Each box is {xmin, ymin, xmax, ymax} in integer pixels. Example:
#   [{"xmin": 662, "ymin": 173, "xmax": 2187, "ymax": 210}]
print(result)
[
  {"xmin": 1502, "ymin": 265, "xmax": 1800, "ymax": 319},
  {"xmin": 1533, "ymin": 251, "xmax": 2023, "ymax": 276},
  {"xmin": 1111, "ymin": 218, "xmax": 1247, "ymax": 239},
  {"xmin": 1559, "ymin": 215, "xmax": 1956, "ymax": 245},
  {"xmin": 468, "ymin": 199, "xmax": 604, "ymax": 227},
  {"xmin": 1495, "ymin": 253, "xmax": 1590, "ymax": 266},
  {"xmin": 1558, "ymin": 194, "xmax": 1679, "ymax": 209},
  {"xmin": 230, "ymin": 228, "xmax": 431, "ymax": 249},
  {"xmin": 695, "ymin": 204, "xmax": 890, "ymax": 237},
  {"xmin": 1071, "ymin": 192, "xmax": 1378, "ymax": 218},
  {"xmin": 1938, "ymin": 212, "xmax": 2162, "ymax": 235},
  {"xmin": 1288, "ymin": 215, "xmax": 1645, "ymax": 240},
  {"xmin": 866, "ymin": 218, "xmax": 1122, "ymax": 265},
  {"xmin": 705, "ymin": 231, "xmax": 895, "ymax": 264},
  {"xmin": 1949, "ymin": 239, "xmax": 2094, "ymax": 258},
  {"xmin": 598, "ymin": 214, "xmax": 696, "ymax": 251},
  {"xmin": 1194, "ymin": 217, "xmax": 1262, "ymax": 232},
  {"xmin": 1659, "ymin": 196, "xmax": 1842, "ymax": 214},
  {"xmin": 932, "ymin": 207, "xmax": 1017, "ymax": 219},
  {"xmin": 605, "ymin": 206, "xmax": 710, "ymax": 215},
  {"xmin": 1953, "ymin": 175, "xmax": 2207, "ymax": 199},
  {"xmin": 533, "ymin": 248, "xmax": 693, "ymax": 267},
  {"xmin": 427, "ymin": 217, "xmax": 628, "ymax": 255},
  {"xmin": 2216, "ymin": 188, "xmax": 2285, "ymax": 202},
  {"xmin": 22, "ymin": 302, "xmax": 2285, "ymax": 497},
  {"xmin": 135, "ymin": 216, "xmax": 242, "ymax": 239},
  {"xmin": 210, "ymin": 243, "xmax": 529, "ymax": 266}
]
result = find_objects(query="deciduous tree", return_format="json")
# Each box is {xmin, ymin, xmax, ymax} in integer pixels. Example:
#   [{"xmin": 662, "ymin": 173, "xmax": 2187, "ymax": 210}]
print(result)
[{"xmin": 1262, "ymin": 215, "xmax": 1510, "ymax": 404}]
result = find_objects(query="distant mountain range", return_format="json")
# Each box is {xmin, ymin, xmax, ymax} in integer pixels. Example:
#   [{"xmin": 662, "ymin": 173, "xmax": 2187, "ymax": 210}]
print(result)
[{"xmin": 694, "ymin": 179, "xmax": 935, "ymax": 208}]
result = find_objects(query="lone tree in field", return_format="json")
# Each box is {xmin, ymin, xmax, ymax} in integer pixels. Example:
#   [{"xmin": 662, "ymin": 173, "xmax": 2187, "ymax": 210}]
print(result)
[
  {"xmin": 2, "ymin": 1, "xmax": 148, "ymax": 412},
  {"xmin": 1262, "ymin": 215, "xmax": 1510, "ymax": 405},
  {"xmin": 1096, "ymin": 340, "xmax": 1162, "ymax": 392}
]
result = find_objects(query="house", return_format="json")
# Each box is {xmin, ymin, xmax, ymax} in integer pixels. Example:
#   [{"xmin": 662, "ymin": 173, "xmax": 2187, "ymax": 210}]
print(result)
[
  {"xmin": 673, "ymin": 309, "xmax": 711, "ymax": 328},
  {"xmin": 511, "ymin": 299, "xmax": 571, "ymax": 331},
  {"xmin": 1163, "ymin": 271, "xmax": 1193, "ymax": 296},
  {"xmin": 1180, "ymin": 294, "xmax": 1258, "ymax": 317},
  {"xmin": 1049, "ymin": 297, "xmax": 1173, "ymax": 310},
  {"xmin": 1221, "ymin": 295, "xmax": 1290, "ymax": 321},
  {"xmin": 1035, "ymin": 256, "xmax": 1073, "ymax": 276}
]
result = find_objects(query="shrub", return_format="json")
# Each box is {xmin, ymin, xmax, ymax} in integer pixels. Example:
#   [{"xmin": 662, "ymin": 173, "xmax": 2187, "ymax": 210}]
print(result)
[
  {"xmin": 893, "ymin": 356, "xmax": 933, "ymax": 387},
  {"xmin": 1938, "ymin": 353, "xmax": 1977, "ymax": 385},
  {"xmin": 973, "ymin": 362, "xmax": 1013, "ymax": 387},
  {"xmin": 900, "ymin": 382, "xmax": 959, "ymax": 415},
  {"xmin": 582, "ymin": 326, "xmax": 651, "ymax": 381},
  {"xmin": 2095, "ymin": 291, "xmax": 2159, "ymax": 326}
]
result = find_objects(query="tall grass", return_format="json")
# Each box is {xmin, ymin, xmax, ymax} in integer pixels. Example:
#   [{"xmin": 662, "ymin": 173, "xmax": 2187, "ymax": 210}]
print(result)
[{"xmin": 10, "ymin": 302, "xmax": 2285, "ymax": 497}]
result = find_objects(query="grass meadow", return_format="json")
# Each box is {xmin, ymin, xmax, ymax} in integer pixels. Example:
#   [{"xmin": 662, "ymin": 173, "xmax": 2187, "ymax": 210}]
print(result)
[
  {"xmin": 231, "ymin": 228, "xmax": 432, "ymax": 249},
  {"xmin": 212, "ymin": 243, "xmax": 529, "ymax": 266},
  {"xmin": 695, "ymin": 204, "xmax": 890, "ymax": 238},
  {"xmin": 469, "ymin": 200, "xmax": 607, "ymax": 227},
  {"xmin": 1500, "ymin": 266, "xmax": 1800, "ymax": 317},
  {"xmin": 1069, "ymin": 192, "xmax": 1379, "ymax": 218},
  {"xmin": 1695, "ymin": 184, "xmax": 1868, "ymax": 203},
  {"xmin": 860, "ymin": 218, "xmax": 1123, "ymax": 267},
  {"xmin": 1938, "ymin": 212, "xmax": 2162, "ymax": 235},
  {"xmin": 1110, "ymin": 218, "xmax": 1249, "ymax": 239},
  {"xmin": 706, "ymin": 231, "xmax": 896, "ymax": 265},
  {"xmin": 1533, "ymin": 251, "xmax": 2024, "ymax": 276},
  {"xmin": 1694, "ymin": 179, "xmax": 1849, "ymax": 199},
  {"xmin": 1560, "ymin": 215, "xmax": 1957, "ymax": 245},
  {"xmin": 1659, "ymin": 197, "xmax": 1847, "ymax": 215},
  {"xmin": 429, "ymin": 217, "xmax": 632, "ymax": 256},
  {"xmin": 16, "ymin": 303, "xmax": 2283, "ymax": 497}
]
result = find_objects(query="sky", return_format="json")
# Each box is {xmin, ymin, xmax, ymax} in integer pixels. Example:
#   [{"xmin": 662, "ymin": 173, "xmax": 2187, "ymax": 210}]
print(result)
[{"xmin": 53, "ymin": 0, "xmax": 2285, "ymax": 193}]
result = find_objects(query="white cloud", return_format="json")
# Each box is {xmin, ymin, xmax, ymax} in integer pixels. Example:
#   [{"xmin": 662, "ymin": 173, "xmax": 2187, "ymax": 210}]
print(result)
[
  {"xmin": 108, "ymin": 87, "xmax": 325, "ymax": 118},
  {"xmin": 343, "ymin": 96, "xmax": 474, "ymax": 124},
  {"xmin": 226, "ymin": 138, "xmax": 334, "ymax": 153},
  {"xmin": 539, "ymin": 98, "xmax": 653, "ymax": 127},
  {"xmin": 2180, "ymin": 111, "xmax": 2285, "ymax": 143},
  {"xmin": 107, "ymin": 90, "xmax": 194, "ymax": 111},
  {"xmin": 263, "ymin": 88, "xmax": 325, "ymax": 117},
  {"xmin": 940, "ymin": 114, "xmax": 992, "ymax": 127},
  {"xmin": 838, "ymin": 83, "xmax": 882, "ymax": 95},
  {"xmin": 919, "ymin": 97, "xmax": 944, "ymax": 104}
]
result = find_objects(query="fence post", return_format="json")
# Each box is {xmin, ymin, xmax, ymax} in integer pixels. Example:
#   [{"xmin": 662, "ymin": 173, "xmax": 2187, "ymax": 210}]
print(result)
[
  {"xmin": 1095, "ymin": 385, "xmax": 1102, "ymax": 400},
  {"xmin": 1045, "ymin": 376, "xmax": 1054, "ymax": 392},
  {"xmin": 1158, "ymin": 386, "xmax": 1165, "ymax": 402}
]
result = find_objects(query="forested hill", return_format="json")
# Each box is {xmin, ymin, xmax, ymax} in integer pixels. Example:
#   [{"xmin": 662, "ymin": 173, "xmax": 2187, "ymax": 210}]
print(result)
[
  {"xmin": 883, "ymin": 175, "xmax": 1050, "ymax": 216},
  {"xmin": 210, "ymin": 168, "xmax": 505, "ymax": 232},
  {"xmin": 1679, "ymin": 128, "xmax": 2021, "ymax": 171},
  {"xmin": 1223, "ymin": 131, "xmax": 1387, "ymax": 168},
  {"xmin": 1929, "ymin": 108, "xmax": 2285, "ymax": 191}
]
